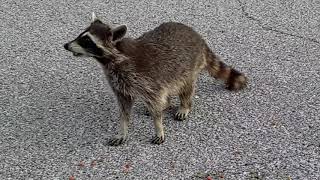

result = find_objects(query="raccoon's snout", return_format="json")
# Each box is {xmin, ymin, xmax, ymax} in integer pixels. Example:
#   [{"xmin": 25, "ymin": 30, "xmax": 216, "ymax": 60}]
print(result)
[{"xmin": 64, "ymin": 42, "xmax": 83, "ymax": 56}]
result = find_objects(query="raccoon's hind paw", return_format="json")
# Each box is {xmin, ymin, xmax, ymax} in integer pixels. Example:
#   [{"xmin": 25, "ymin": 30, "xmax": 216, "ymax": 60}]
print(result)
[
  {"xmin": 151, "ymin": 136, "xmax": 165, "ymax": 145},
  {"xmin": 108, "ymin": 136, "xmax": 127, "ymax": 146},
  {"xmin": 175, "ymin": 108, "xmax": 190, "ymax": 121}
]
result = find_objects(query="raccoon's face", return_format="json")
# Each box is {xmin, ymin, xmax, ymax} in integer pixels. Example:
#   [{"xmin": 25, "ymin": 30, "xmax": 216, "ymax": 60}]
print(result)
[{"xmin": 64, "ymin": 13, "xmax": 127, "ymax": 58}]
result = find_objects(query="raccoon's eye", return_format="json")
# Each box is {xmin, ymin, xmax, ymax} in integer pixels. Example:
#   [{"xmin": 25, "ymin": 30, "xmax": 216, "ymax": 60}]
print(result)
[{"xmin": 82, "ymin": 36, "xmax": 91, "ymax": 43}]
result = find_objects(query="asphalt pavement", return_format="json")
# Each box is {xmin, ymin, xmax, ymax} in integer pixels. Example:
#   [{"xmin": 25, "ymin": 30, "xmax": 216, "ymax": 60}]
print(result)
[{"xmin": 0, "ymin": 0, "xmax": 319, "ymax": 179}]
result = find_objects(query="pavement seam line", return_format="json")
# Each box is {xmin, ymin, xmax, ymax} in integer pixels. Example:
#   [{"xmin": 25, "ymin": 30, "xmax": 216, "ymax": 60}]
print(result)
[{"xmin": 236, "ymin": 0, "xmax": 320, "ymax": 45}]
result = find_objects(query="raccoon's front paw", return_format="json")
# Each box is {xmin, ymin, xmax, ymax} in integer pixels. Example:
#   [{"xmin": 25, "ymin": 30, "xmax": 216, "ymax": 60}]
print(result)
[
  {"xmin": 151, "ymin": 136, "xmax": 165, "ymax": 145},
  {"xmin": 108, "ymin": 136, "xmax": 127, "ymax": 146},
  {"xmin": 175, "ymin": 108, "xmax": 190, "ymax": 121}
]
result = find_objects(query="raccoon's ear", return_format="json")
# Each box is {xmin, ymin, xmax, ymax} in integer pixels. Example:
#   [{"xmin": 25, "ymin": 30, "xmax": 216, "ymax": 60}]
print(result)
[
  {"xmin": 91, "ymin": 12, "xmax": 98, "ymax": 22},
  {"xmin": 111, "ymin": 25, "xmax": 127, "ymax": 42}
]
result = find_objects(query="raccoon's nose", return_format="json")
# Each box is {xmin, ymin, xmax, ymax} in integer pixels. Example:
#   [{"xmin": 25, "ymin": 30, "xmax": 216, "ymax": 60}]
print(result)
[{"xmin": 64, "ymin": 43, "xmax": 69, "ymax": 50}]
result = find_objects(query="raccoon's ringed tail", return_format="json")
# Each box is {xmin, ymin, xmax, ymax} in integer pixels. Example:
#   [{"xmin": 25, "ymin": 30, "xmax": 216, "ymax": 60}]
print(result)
[{"xmin": 205, "ymin": 46, "xmax": 247, "ymax": 90}]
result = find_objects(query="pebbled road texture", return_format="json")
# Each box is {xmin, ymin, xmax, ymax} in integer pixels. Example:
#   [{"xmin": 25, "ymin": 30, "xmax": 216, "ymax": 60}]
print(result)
[{"xmin": 0, "ymin": 0, "xmax": 319, "ymax": 179}]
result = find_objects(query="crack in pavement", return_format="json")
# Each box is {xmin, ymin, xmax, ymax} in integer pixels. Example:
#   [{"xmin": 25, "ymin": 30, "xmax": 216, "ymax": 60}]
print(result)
[{"xmin": 237, "ymin": 0, "xmax": 320, "ymax": 45}]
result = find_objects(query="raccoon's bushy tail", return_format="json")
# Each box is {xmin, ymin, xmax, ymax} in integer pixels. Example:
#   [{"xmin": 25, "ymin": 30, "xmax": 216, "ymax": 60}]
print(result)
[{"xmin": 205, "ymin": 46, "xmax": 247, "ymax": 90}]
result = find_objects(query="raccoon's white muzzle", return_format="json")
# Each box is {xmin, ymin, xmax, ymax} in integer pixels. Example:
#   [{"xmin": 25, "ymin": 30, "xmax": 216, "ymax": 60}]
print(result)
[{"xmin": 64, "ymin": 42, "xmax": 87, "ymax": 56}]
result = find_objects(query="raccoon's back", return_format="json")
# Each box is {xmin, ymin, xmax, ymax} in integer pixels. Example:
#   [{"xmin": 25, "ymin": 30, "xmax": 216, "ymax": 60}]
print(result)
[
  {"xmin": 138, "ymin": 22, "xmax": 205, "ymax": 48},
  {"xmin": 133, "ymin": 22, "xmax": 206, "ymax": 82}
]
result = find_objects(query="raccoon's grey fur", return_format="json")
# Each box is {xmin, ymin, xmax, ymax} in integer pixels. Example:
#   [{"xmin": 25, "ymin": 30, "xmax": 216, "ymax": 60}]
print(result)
[{"xmin": 64, "ymin": 13, "xmax": 247, "ymax": 146}]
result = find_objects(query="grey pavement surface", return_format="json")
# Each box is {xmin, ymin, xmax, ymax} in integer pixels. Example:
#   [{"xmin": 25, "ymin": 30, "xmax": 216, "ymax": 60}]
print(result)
[{"xmin": 1, "ymin": 0, "xmax": 319, "ymax": 179}]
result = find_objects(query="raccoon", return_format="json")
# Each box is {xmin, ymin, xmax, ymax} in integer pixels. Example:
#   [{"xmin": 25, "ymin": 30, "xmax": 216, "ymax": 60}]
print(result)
[{"xmin": 64, "ymin": 13, "xmax": 247, "ymax": 146}]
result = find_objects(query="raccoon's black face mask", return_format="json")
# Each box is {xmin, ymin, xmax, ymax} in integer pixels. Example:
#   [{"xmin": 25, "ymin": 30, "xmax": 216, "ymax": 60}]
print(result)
[{"xmin": 64, "ymin": 13, "xmax": 127, "ymax": 58}]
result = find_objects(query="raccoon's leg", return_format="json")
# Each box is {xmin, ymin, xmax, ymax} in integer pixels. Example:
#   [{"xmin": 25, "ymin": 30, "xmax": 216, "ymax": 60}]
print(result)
[
  {"xmin": 150, "ymin": 110, "xmax": 165, "ymax": 144},
  {"xmin": 175, "ymin": 83, "xmax": 195, "ymax": 121},
  {"xmin": 146, "ymin": 97, "xmax": 169, "ymax": 144},
  {"xmin": 205, "ymin": 46, "xmax": 247, "ymax": 90},
  {"xmin": 108, "ymin": 93, "xmax": 134, "ymax": 146}
]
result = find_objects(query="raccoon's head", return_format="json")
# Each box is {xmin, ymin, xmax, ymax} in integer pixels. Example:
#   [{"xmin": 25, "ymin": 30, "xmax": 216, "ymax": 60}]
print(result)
[{"xmin": 64, "ymin": 13, "xmax": 127, "ymax": 58}]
